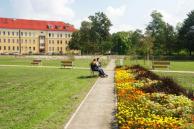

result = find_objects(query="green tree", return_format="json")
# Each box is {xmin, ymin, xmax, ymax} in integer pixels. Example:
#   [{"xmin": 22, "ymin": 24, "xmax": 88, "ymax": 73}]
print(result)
[
  {"xmin": 130, "ymin": 30, "xmax": 143, "ymax": 55},
  {"xmin": 146, "ymin": 10, "xmax": 166, "ymax": 55},
  {"xmin": 89, "ymin": 12, "xmax": 112, "ymax": 53},
  {"xmin": 164, "ymin": 23, "xmax": 178, "ymax": 55},
  {"xmin": 178, "ymin": 10, "xmax": 194, "ymax": 56},
  {"xmin": 141, "ymin": 33, "xmax": 154, "ymax": 66},
  {"xmin": 112, "ymin": 32, "xmax": 130, "ymax": 55},
  {"xmin": 69, "ymin": 12, "xmax": 112, "ymax": 54}
]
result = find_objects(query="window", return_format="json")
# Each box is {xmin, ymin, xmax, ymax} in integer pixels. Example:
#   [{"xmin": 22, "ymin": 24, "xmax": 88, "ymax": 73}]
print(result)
[
  {"xmin": 52, "ymin": 33, "xmax": 54, "ymax": 37},
  {"xmin": 8, "ymin": 46, "xmax": 10, "ymax": 50},
  {"xmin": 33, "ymin": 47, "xmax": 35, "ymax": 51},
  {"xmin": 3, "ymin": 31, "xmax": 5, "ymax": 35},
  {"xmin": 25, "ymin": 32, "xmax": 27, "ymax": 36},
  {"xmin": 65, "ymin": 34, "xmax": 67, "ymax": 38},
  {"xmin": 68, "ymin": 34, "xmax": 71, "ymax": 38},
  {"xmin": 29, "ymin": 32, "xmax": 31, "ymax": 37},
  {"xmin": 21, "ymin": 32, "xmax": 23, "ymax": 36},
  {"xmin": 29, "ymin": 47, "xmax": 31, "ymax": 50},
  {"xmin": 4, "ymin": 39, "xmax": 6, "ymax": 43},
  {"xmin": 8, "ymin": 32, "xmax": 10, "ymax": 36},
  {"xmin": 13, "ymin": 46, "xmax": 15, "ymax": 50},
  {"xmin": 25, "ymin": 39, "xmax": 27, "ymax": 43},
  {"xmin": 4, "ymin": 46, "xmax": 6, "ymax": 50},
  {"xmin": 0, "ymin": 31, "xmax": 1, "ymax": 35},
  {"xmin": 17, "ymin": 46, "xmax": 19, "ymax": 51},
  {"xmin": 52, "ymin": 40, "xmax": 54, "ymax": 44},
  {"xmin": 49, "ymin": 33, "xmax": 51, "ymax": 37},
  {"xmin": 12, "ymin": 39, "xmax": 15, "ymax": 43},
  {"xmin": 0, "ymin": 46, "xmax": 1, "ymax": 50},
  {"xmin": 49, "ymin": 40, "xmax": 51, "ymax": 44},
  {"xmin": 60, "ymin": 34, "xmax": 62, "ymax": 38},
  {"xmin": 0, "ymin": 39, "xmax": 1, "ymax": 43},
  {"xmin": 57, "ymin": 40, "xmax": 59, "ymax": 44},
  {"xmin": 57, "ymin": 34, "xmax": 59, "ymax": 38},
  {"xmin": 57, "ymin": 47, "xmax": 59, "ymax": 51},
  {"xmin": 16, "ymin": 32, "xmax": 19, "ymax": 36},
  {"xmin": 60, "ymin": 40, "xmax": 62, "ymax": 44},
  {"xmin": 12, "ymin": 32, "xmax": 14, "ymax": 36},
  {"xmin": 65, "ymin": 41, "xmax": 68, "ymax": 44}
]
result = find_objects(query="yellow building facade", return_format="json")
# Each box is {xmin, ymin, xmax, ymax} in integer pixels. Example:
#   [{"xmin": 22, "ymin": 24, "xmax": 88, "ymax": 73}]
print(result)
[{"xmin": 0, "ymin": 18, "xmax": 76, "ymax": 54}]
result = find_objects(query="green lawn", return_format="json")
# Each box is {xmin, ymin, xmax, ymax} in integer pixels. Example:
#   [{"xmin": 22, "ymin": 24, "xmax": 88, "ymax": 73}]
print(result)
[
  {"xmin": 0, "ymin": 56, "xmax": 109, "ymax": 68},
  {"xmin": 122, "ymin": 59, "xmax": 194, "ymax": 71},
  {"xmin": 0, "ymin": 66, "xmax": 97, "ymax": 129},
  {"xmin": 156, "ymin": 72, "xmax": 194, "ymax": 92}
]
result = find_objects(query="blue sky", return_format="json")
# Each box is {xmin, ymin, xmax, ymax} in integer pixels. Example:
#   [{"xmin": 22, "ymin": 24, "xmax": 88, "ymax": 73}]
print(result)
[{"xmin": 0, "ymin": 0, "xmax": 194, "ymax": 33}]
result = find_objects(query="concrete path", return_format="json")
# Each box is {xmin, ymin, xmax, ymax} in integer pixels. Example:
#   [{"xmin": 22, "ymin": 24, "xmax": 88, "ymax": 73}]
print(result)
[
  {"xmin": 0, "ymin": 64, "xmax": 114, "ymax": 71},
  {"xmin": 64, "ymin": 59, "xmax": 117, "ymax": 129},
  {"xmin": 151, "ymin": 70, "xmax": 194, "ymax": 74}
]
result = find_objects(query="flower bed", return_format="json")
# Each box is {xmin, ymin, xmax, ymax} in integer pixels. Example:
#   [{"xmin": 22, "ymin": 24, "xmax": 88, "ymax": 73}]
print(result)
[{"xmin": 115, "ymin": 66, "xmax": 194, "ymax": 129}]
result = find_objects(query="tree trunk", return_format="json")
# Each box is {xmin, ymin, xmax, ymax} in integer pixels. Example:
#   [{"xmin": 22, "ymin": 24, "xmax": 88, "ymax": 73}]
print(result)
[{"xmin": 189, "ymin": 50, "xmax": 192, "ymax": 56}]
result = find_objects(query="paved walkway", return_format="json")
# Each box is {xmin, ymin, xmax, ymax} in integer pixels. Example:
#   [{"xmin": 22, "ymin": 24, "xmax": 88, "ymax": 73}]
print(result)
[
  {"xmin": 64, "ymin": 59, "xmax": 117, "ymax": 129},
  {"xmin": 0, "ymin": 64, "xmax": 114, "ymax": 71},
  {"xmin": 151, "ymin": 70, "xmax": 194, "ymax": 74},
  {"xmin": 1, "ymin": 64, "xmax": 194, "ymax": 74}
]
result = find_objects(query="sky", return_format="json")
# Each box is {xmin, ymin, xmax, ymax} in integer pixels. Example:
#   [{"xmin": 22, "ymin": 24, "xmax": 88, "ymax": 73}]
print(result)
[{"xmin": 0, "ymin": 0, "xmax": 194, "ymax": 33}]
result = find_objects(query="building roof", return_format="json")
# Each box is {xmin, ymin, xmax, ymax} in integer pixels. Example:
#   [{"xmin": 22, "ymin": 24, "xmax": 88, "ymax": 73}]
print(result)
[{"xmin": 0, "ymin": 17, "xmax": 76, "ymax": 32}]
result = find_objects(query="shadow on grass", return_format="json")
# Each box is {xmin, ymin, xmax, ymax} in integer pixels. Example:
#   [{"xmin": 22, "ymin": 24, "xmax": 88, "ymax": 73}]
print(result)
[{"xmin": 77, "ymin": 75, "xmax": 98, "ymax": 79}]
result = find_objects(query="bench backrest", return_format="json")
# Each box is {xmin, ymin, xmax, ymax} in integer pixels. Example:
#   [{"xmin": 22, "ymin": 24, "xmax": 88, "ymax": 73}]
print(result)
[
  {"xmin": 152, "ymin": 61, "xmax": 170, "ymax": 65},
  {"xmin": 33, "ymin": 60, "xmax": 41, "ymax": 62},
  {"xmin": 61, "ymin": 60, "xmax": 73, "ymax": 66}
]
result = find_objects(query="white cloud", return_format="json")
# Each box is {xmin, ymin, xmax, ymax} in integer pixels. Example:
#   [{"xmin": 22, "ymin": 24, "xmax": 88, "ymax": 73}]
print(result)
[
  {"xmin": 106, "ymin": 5, "xmax": 126, "ymax": 19},
  {"xmin": 9, "ymin": 0, "xmax": 75, "ymax": 21},
  {"xmin": 158, "ymin": 10, "xmax": 181, "ymax": 26},
  {"xmin": 110, "ymin": 24, "xmax": 134, "ymax": 33}
]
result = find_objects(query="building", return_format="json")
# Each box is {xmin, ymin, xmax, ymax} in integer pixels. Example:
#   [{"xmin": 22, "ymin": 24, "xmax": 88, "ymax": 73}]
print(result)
[{"xmin": 0, "ymin": 17, "xmax": 76, "ymax": 55}]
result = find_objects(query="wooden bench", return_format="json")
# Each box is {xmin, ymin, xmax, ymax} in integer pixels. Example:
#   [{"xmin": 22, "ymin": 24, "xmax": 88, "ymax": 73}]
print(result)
[
  {"xmin": 152, "ymin": 61, "xmax": 170, "ymax": 70},
  {"xmin": 61, "ymin": 60, "xmax": 74, "ymax": 68},
  {"xmin": 31, "ymin": 59, "xmax": 42, "ymax": 65}
]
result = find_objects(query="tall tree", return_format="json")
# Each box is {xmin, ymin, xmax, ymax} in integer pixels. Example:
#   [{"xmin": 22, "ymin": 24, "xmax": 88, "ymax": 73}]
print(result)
[
  {"xmin": 141, "ymin": 33, "xmax": 154, "ymax": 65},
  {"xmin": 164, "ymin": 23, "xmax": 178, "ymax": 55},
  {"xmin": 112, "ymin": 32, "xmax": 130, "ymax": 55},
  {"xmin": 70, "ymin": 12, "xmax": 112, "ymax": 54},
  {"xmin": 130, "ymin": 30, "xmax": 143, "ymax": 55},
  {"xmin": 178, "ymin": 10, "xmax": 194, "ymax": 56},
  {"xmin": 89, "ymin": 12, "xmax": 112, "ymax": 53},
  {"xmin": 146, "ymin": 10, "xmax": 166, "ymax": 55}
]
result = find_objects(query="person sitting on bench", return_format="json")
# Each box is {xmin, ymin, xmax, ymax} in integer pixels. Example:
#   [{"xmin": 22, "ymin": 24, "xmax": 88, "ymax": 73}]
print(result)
[{"xmin": 90, "ymin": 59, "xmax": 108, "ymax": 78}]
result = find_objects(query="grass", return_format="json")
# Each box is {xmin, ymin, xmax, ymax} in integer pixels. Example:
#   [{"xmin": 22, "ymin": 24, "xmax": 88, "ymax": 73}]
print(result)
[
  {"xmin": 156, "ymin": 72, "xmax": 194, "ymax": 92},
  {"xmin": 0, "ymin": 56, "xmax": 109, "ymax": 68},
  {"xmin": 0, "ymin": 66, "xmax": 97, "ymax": 129}
]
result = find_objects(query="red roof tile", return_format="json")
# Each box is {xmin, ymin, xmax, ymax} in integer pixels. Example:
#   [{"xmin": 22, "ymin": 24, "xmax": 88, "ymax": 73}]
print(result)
[{"xmin": 0, "ymin": 17, "xmax": 76, "ymax": 32}]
